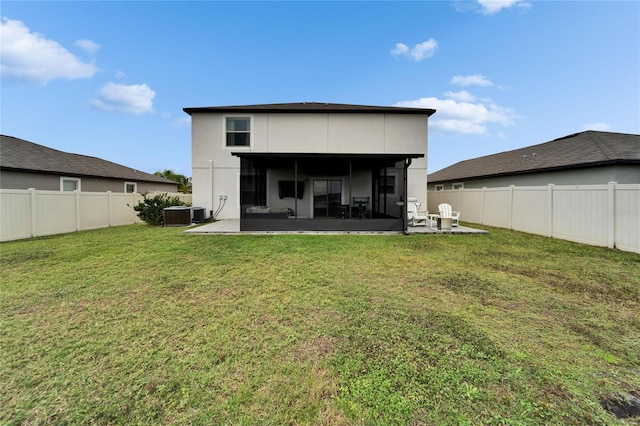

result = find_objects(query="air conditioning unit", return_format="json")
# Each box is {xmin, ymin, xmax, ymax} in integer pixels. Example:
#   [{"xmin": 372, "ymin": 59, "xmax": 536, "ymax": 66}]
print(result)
[
  {"xmin": 192, "ymin": 207, "xmax": 206, "ymax": 223},
  {"xmin": 162, "ymin": 206, "xmax": 191, "ymax": 226}
]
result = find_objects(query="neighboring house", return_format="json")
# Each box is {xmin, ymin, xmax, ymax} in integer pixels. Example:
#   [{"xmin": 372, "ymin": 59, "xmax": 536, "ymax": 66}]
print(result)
[
  {"xmin": 428, "ymin": 131, "xmax": 640, "ymax": 191},
  {"xmin": 183, "ymin": 102, "xmax": 436, "ymax": 231},
  {"xmin": 0, "ymin": 135, "xmax": 179, "ymax": 193}
]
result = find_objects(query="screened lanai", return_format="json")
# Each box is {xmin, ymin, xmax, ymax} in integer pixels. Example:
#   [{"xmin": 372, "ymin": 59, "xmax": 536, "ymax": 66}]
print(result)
[{"xmin": 232, "ymin": 152, "xmax": 423, "ymax": 232}]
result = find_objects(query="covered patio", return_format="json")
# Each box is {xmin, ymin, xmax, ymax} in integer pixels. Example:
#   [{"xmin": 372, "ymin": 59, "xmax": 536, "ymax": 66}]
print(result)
[{"xmin": 233, "ymin": 152, "xmax": 425, "ymax": 232}]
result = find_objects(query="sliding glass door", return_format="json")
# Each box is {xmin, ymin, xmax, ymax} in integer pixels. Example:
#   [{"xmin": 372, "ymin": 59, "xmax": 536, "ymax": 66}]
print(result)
[{"xmin": 313, "ymin": 180, "xmax": 342, "ymax": 218}]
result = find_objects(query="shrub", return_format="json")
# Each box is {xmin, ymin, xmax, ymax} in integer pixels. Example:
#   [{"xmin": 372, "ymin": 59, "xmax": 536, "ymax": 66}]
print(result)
[{"xmin": 132, "ymin": 193, "xmax": 190, "ymax": 226}]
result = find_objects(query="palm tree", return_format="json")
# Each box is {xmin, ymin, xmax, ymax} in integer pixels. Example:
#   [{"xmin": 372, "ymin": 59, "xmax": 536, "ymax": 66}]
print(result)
[{"xmin": 154, "ymin": 169, "xmax": 191, "ymax": 193}]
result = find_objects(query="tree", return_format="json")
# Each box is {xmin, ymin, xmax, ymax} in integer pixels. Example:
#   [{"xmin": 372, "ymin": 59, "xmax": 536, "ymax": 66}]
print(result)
[{"xmin": 154, "ymin": 169, "xmax": 191, "ymax": 193}]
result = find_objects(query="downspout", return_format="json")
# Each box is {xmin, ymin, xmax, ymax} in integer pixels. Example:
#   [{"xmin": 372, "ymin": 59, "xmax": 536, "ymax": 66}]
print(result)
[{"xmin": 209, "ymin": 160, "xmax": 214, "ymax": 218}]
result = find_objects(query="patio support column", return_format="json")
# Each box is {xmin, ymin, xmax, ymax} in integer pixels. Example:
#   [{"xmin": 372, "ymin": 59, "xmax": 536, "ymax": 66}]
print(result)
[
  {"xmin": 294, "ymin": 160, "xmax": 298, "ymax": 218},
  {"xmin": 349, "ymin": 161, "xmax": 353, "ymax": 219},
  {"xmin": 403, "ymin": 158, "xmax": 411, "ymax": 233}
]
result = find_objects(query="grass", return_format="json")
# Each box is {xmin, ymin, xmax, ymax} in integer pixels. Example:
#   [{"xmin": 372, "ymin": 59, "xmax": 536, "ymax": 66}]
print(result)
[{"xmin": 1, "ymin": 224, "xmax": 639, "ymax": 425}]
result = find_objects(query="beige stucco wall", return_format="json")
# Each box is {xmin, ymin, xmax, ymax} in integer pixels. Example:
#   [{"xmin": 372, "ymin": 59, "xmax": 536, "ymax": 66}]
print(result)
[{"xmin": 191, "ymin": 111, "xmax": 429, "ymax": 218}]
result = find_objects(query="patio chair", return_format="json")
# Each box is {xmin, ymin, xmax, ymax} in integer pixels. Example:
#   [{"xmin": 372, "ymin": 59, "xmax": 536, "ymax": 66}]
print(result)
[
  {"xmin": 438, "ymin": 203, "xmax": 460, "ymax": 227},
  {"xmin": 407, "ymin": 197, "xmax": 428, "ymax": 226}
]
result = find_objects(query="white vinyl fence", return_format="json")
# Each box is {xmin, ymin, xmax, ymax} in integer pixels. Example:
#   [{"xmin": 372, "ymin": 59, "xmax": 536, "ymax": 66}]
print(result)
[
  {"xmin": 427, "ymin": 182, "xmax": 640, "ymax": 254},
  {"xmin": 0, "ymin": 189, "xmax": 192, "ymax": 242}
]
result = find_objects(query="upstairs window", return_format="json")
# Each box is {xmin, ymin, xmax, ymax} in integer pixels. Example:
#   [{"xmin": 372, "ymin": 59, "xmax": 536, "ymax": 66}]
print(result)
[
  {"xmin": 125, "ymin": 182, "xmax": 137, "ymax": 193},
  {"xmin": 226, "ymin": 117, "xmax": 251, "ymax": 147}
]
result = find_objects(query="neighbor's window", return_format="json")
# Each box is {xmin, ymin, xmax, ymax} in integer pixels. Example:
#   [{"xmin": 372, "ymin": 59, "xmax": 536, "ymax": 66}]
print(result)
[
  {"xmin": 453, "ymin": 183, "xmax": 464, "ymax": 190},
  {"xmin": 226, "ymin": 117, "xmax": 251, "ymax": 147},
  {"xmin": 434, "ymin": 184, "xmax": 444, "ymax": 191},
  {"xmin": 381, "ymin": 175, "xmax": 396, "ymax": 195},
  {"xmin": 125, "ymin": 182, "xmax": 137, "ymax": 193},
  {"xmin": 61, "ymin": 177, "xmax": 81, "ymax": 192}
]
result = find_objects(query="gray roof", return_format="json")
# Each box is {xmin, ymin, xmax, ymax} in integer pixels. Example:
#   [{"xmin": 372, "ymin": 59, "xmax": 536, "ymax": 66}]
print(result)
[
  {"xmin": 428, "ymin": 131, "xmax": 640, "ymax": 183},
  {"xmin": 184, "ymin": 102, "xmax": 436, "ymax": 116},
  {"xmin": 0, "ymin": 134, "xmax": 177, "ymax": 185}
]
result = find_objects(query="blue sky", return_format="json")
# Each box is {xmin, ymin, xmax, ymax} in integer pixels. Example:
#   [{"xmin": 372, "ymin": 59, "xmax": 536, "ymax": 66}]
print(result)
[{"xmin": 2, "ymin": 1, "xmax": 639, "ymax": 176}]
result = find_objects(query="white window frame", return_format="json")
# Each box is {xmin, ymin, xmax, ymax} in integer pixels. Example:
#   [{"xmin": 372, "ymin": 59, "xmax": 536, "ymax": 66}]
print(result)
[
  {"xmin": 224, "ymin": 115, "xmax": 253, "ymax": 149},
  {"xmin": 60, "ymin": 177, "xmax": 81, "ymax": 192},
  {"xmin": 125, "ymin": 182, "xmax": 137, "ymax": 194},
  {"xmin": 453, "ymin": 183, "xmax": 464, "ymax": 190},
  {"xmin": 434, "ymin": 184, "xmax": 444, "ymax": 191}
]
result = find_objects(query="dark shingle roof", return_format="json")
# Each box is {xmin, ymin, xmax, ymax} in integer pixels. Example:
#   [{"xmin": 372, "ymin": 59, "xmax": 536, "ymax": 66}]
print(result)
[
  {"xmin": 184, "ymin": 102, "xmax": 436, "ymax": 116},
  {"xmin": 0, "ymin": 135, "xmax": 176, "ymax": 184},
  {"xmin": 428, "ymin": 131, "xmax": 640, "ymax": 183}
]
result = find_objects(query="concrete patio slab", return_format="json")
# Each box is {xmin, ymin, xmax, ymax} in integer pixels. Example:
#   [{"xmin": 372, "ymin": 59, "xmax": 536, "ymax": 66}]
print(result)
[{"xmin": 183, "ymin": 219, "xmax": 488, "ymax": 235}]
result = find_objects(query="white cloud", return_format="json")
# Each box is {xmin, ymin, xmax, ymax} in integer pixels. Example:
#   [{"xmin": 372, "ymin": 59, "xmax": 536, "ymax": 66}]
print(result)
[
  {"xmin": 90, "ymin": 82, "xmax": 155, "ymax": 115},
  {"xmin": 391, "ymin": 39, "xmax": 438, "ymax": 61},
  {"xmin": 444, "ymin": 90, "xmax": 476, "ymax": 102},
  {"xmin": 451, "ymin": 74, "xmax": 494, "ymax": 87},
  {"xmin": 74, "ymin": 39, "xmax": 100, "ymax": 54},
  {"xmin": 395, "ymin": 95, "xmax": 518, "ymax": 135},
  {"xmin": 477, "ymin": 0, "xmax": 532, "ymax": 15},
  {"xmin": 582, "ymin": 122, "xmax": 611, "ymax": 131},
  {"xmin": 0, "ymin": 17, "xmax": 98, "ymax": 85}
]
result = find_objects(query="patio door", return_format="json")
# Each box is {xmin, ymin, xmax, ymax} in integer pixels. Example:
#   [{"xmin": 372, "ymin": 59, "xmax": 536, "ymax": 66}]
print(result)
[{"xmin": 313, "ymin": 180, "xmax": 342, "ymax": 218}]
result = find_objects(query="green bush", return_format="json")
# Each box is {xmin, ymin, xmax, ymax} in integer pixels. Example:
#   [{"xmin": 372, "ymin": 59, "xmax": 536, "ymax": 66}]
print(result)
[{"xmin": 132, "ymin": 193, "xmax": 190, "ymax": 226}]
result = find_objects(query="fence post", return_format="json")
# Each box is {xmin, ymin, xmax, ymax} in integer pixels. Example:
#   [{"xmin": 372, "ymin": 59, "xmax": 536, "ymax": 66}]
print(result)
[
  {"xmin": 134, "ymin": 193, "xmax": 140, "ymax": 224},
  {"xmin": 481, "ymin": 187, "xmax": 486, "ymax": 225},
  {"xmin": 29, "ymin": 188, "xmax": 37, "ymax": 238},
  {"xmin": 607, "ymin": 182, "xmax": 617, "ymax": 249},
  {"xmin": 107, "ymin": 191, "xmax": 113, "ymax": 227},
  {"xmin": 508, "ymin": 185, "xmax": 515, "ymax": 230},
  {"xmin": 547, "ymin": 184, "xmax": 554, "ymax": 238},
  {"xmin": 75, "ymin": 190, "xmax": 81, "ymax": 232}
]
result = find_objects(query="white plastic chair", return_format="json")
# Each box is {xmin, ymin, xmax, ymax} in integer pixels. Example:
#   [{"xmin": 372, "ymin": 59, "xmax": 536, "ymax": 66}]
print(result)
[
  {"xmin": 438, "ymin": 203, "xmax": 460, "ymax": 227},
  {"xmin": 407, "ymin": 198, "xmax": 428, "ymax": 226}
]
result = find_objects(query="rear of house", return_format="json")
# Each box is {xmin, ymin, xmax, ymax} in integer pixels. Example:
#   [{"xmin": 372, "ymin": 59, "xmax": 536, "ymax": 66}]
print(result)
[{"xmin": 184, "ymin": 102, "xmax": 435, "ymax": 231}]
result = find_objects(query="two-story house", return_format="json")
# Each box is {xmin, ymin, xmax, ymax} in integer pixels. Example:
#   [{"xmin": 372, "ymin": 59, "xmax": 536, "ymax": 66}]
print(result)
[{"xmin": 183, "ymin": 102, "xmax": 435, "ymax": 231}]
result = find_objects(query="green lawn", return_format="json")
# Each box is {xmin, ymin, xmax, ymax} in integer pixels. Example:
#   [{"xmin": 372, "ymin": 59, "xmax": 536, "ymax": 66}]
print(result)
[{"xmin": 1, "ymin": 224, "xmax": 639, "ymax": 425}]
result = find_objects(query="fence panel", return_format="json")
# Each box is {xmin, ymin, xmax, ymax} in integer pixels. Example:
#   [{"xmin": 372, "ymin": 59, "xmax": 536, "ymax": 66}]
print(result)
[
  {"xmin": 459, "ymin": 189, "xmax": 484, "ymax": 224},
  {"xmin": 426, "ymin": 190, "xmax": 443, "ymax": 213},
  {"xmin": 614, "ymin": 184, "xmax": 640, "ymax": 253},
  {"xmin": 427, "ymin": 182, "xmax": 639, "ymax": 253},
  {"xmin": 552, "ymin": 185, "xmax": 609, "ymax": 247},
  {"xmin": 34, "ymin": 191, "xmax": 77, "ymax": 237},
  {"xmin": 79, "ymin": 192, "xmax": 110, "ymax": 231},
  {"xmin": 1, "ymin": 189, "xmax": 192, "ymax": 242},
  {"xmin": 0, "ymin": 190, "xmax": 32, "ymax": 241},
  {"xmin": 511, "ymin": 186, "xmax": 549, "ymax": 236},
  {"xmin": 481, "ymin": 188, "xmax": 511, "ymax": 228},
  {"xmin": 111, "ymin": 193, "xmax": 139, "ymax": 226}
]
